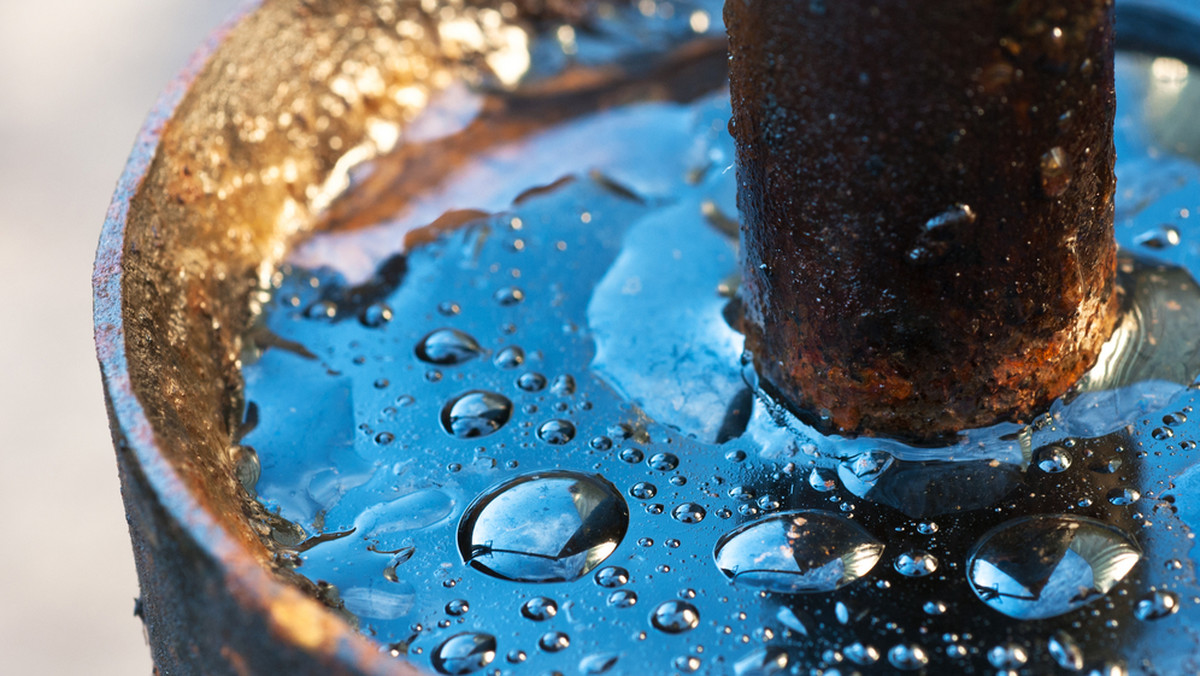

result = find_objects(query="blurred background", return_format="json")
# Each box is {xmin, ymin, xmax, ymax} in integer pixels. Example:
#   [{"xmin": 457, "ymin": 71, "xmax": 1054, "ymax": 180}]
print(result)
[{"xmin": 0, "ymin": 1, "xmax": 240, "ymax": 673}]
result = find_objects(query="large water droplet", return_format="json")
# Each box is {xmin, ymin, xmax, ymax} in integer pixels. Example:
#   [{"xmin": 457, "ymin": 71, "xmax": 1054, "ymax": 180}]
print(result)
[
  {"xmin": 967, "ymin": 515, "xmax": 1141, "ymax": 619},
  {"xmin": 441, "ymin": 391, "xmax": 513, "ymax": 438},
  {"xmin": 458, "ymin": 471, "xmax": 628, "ymax": 582},
  {"xmin": 650, "ymin": 600, "xmax": 700, "ymax": 633},
  {"xmin": 417, "ymin": 329, "xmax": 483, "ymax": 365},
  {"xmin": 431, "ymin": 632, "xmax": 496, "ymax": 675},
  {"xmin": 713, "ymin": 510, "xmax": 885, "ymax": 593}
]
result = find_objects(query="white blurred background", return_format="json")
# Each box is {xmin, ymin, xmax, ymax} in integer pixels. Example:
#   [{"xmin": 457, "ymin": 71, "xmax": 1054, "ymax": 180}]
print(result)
[{"xmin": 0, "ymin": 1, "xmax": 241, "ymax": 673}]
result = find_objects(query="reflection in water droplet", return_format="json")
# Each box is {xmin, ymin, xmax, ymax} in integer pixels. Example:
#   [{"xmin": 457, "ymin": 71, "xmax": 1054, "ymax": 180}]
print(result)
[
  {"xmin": 1048, "ymin": 631, "xmax": 1084, "ymax": 671},
  {"xmin": 445, "ymin": 599, "xmax": 469, "ymax": 616},
  {"xmin": 521, "ymin": 596, "xmax": 558, "ymax": 621},
  {"xmin": 674, "ymin": 655, "xmax": 702, "ymax": 673},
  {"xmin": 1135, "ymin": 590, "xmax": 1180, "ymax": 620},
  {"xmin": 579, "ymin": 653, "xmax": 619, "ymax": 674},
  {"xmin": 551, "ymin": 374, "xmax": 576, "ymax": 395},
  {"xmin": 629, "ymin": 482, "xmax": 657, "ymax": 500},
  {"xmin": 360, "ymin": 302, "xmax": 393, "ymax": 327},
  {"xmin": 650, "ymin": 600, "xmax": 700, "ymax": 633},
  {"xmin": 1137, "ymin": 224, "xmax": 1182, "ymax": 249},
  {"xmin": 887, "ymin": 644, "xmax": 929, "ymax": 671},
  {"xmin": 517, "ymin": 372, "xmax": 547, "ymax": 392},
  {"xmin": 494, "ymin": 286, "xmax": 525, "ymax": 305},
  {"xmin": 894, "ymin": 550, "xmax": 938, "ymax": 577},
  {"xmin": 1107, "ymin": 487, "xmax": 1141, "ymax": 505},
  {"xmin": 713, "ymin": 510, "xmax": 885, "ymax": 593},
  {"xmin": 417, "ymin": 329, "xmax": 483, "ymax": 365},
  {"xmin": 733, "ymin": 647, "xmax": 789, "ymax": 676},
  {"xmin": 594, "ymin": 566, "xmax": 629, "ymax": 588},
  {"xmin": 987, "ymin": 643, "xmax": 1029, "ymax": 669},
  {"xmin": 808, "ymin": 467, "xmax": 837, "ymax": 492},
  {"xmin": 506, "ymin": 650, "xmax": 525, "ymax": 664},
  {"xmin": 1034, "ymin": 445, "xmax": 1073, "ymax": 473},
  {"xmin": 431, "ymin": 632, "xmax": 496, "ymax": 675},
  {"xmin": 608, "ymin": 589, "xmax": 638, "ymax": 607},
  {"xmin": 537, "ymin": 419, "xmax": 576, "ymax": 445},
  {"xmin": 538, "ymin": 631, "xmax": 570, "ymax": 652},
  {"xmin": 672, "ymin": 503, "xmax": 707, "ymax": 524},
  {"xmin": 458, "ymin": 471, "xmax": 628, "ymax": 582},
  {"xmin": 441, "ymin": 391, "xmax": 512, "ymax": 438},
  {"xmin": 843, "ymin": 643, "xmax": 880, "ymax": 665},
  {"xmin": 493, "ymin": 345, "xmax": 525, "ymax": 368},
  {"xmin": 619, "ymin": 448, "xmax": 644, "ymax": 463},
  {"xmin": 967, "ymin": 515, "xmax": 1141, "ymax": 619},
  {"xmin": 1040, "ymin": 146, "xmax": 1072, "ymax": 197},
  {"xmin": 647, "ymin": 452, "xmax": 679, "ymax": 471},
  {"xmin": 923, "ymin": 600, "xmax": 947, "ymax": 616}
]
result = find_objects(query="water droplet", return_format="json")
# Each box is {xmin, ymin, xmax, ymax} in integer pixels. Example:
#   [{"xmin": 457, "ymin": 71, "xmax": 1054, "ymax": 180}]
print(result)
[
  {"xmin": 445, "ymin": 599, "xmax": 469, "ymax": 616},
  {"xmin": 734, "ymin": 647, "xmax": 789, "ymax": 676},
  {"xmin": 494, "ymin": 286, "xmax": 525, "ymax": 305},
  {"xmin": 521, "ymin": 596, "xmax": 558, "ymax": 621},
  {"xmin": 506, "ymin": 649, "xmax": 526, "ymax": 664},
  {"xmin": 619, "ymin": 448, "xmax": 644, "ymax": 463},
  {"xmin": 493, "ymin": 345, "xmax": 525, "ymax": 369},
  {"xmin": 431, "ymin": 633, "xmax": 496, "ymax": 675},
  {"xmin": 726, "ymin": 449, "xmax": 747, "ymax": 463},
  {"xmin": 713, "ymin": 510, "xmax": 885, "ymax": 593},
  {"xmin": 924, "ymin": 203, "xmax": 976, "ymax": 231},
  {"xmin": 437, "ymin": 301, "xmax": 461, "ymax": 316},
  {"xmin": 304, "ymin": 299, "xmax": 338, "ymax": 320},
  {"xmin": 589, "ymin": 436, "xmax": 613, "ymax": 451},
  {"xmin": 417, "ymin": 329, "xmax": 483, "ymax": 365},
  {"xmin": 923, "ymin": 600, "xmax": 947, "ymax": 615},
  {"xmin": 537, "ymin": 419, "xmax": 576, "ymax": 445},
  {"xmin": 1137, "ymin": 224, "xmax": 1182, "ymax": 249},
  {"xmin": 1040, "ymin": 146, "xmax": 1073, "ymax": 197},
  {"xmin": 674, "ymin": 655, "xmax": 702, "ymax": 672},
  {"xmin": 1134, "ymin": 590, "xmax": 1180, "ymax": 620},
  {"xmin": 579, "ymin": 653, "xmax": 619, "ymax": 674},
  {"xmin": 517, "ymin": 372, "xmax": 546, "ymax": 392},
  {"xmin": 360, "ymin": 302, "xmax": 393, "ymax": 327},
  {"xmin": 459, "ymin": 471, "xmax": 628, "ymax": 582},
  {"xmin": 808, "ymin": 467, "xmax": 838, "ymax": 492},
  {"xmin": 647, "ymin": 452, "xmax": 679, "ymax": 471},
  {"xmin": 538, "ymin": 631, "xmax": 570, "ymax": 652},
  {"xmin": 894, "ymin": 550, "xmax": 938, "ymax": 577},
  {"xmin": 441, "ymin": 391, "xmax": 513, "ymax": 438},
  {"xmin": 1152, "ymin": 427, "xmax": 1174, "ymax": 440},
  {"xmin": 987, "ymin": 643, "xmax": 1029, "ymax": 669},
  {"xmin": 1107, "ymin": 487, "xmax": 1141, "ymax": 505},
  {"xmin": 887, "ymin": 644, "xmax": 929, "ymax": 671},
  {"xmin": 382, "ymin": 547, "xmax": 416, "ymax": 581},
  {"xmin": 650, "ymin": 600, "xmax": 700, "ymax": 633},
  {"xmin": 843, "ymin": 643, "xmax": 880, "ymax": 665},
  {"xmin": 967, "ymin": 515, "xmax": 1141, "ymax": 619},
  {"xmin": 672, "ymin": 503, "xmax": 706, "ymax": 524},
  {"xmin": 1034, "ymin": 445, "xmax": 1072, "ymax": 473},
  {"xmin": 551, "ymin": 374, "xmax": 576, "ymax": 395},
  {"xmin": 916, "ymin": 521, "xmax": 939, "ymax": 535},
  {"xmin": 629, "ymin": 482, "xmax": 657, "ymax": 500},
  {"xmin": 594, "ymin": 566, "xmax": 629, "ymax": 588},
  {"xmin": 375, "ymin": 431, "xmax": 394, "ymax": 445},
  {"xmin": 1048, "ymin": 630, "xmax": 1084, "ymax": 671},
  {"xmin": 608, "ymin": 589, "xmax": 638, "ymax": 607}
]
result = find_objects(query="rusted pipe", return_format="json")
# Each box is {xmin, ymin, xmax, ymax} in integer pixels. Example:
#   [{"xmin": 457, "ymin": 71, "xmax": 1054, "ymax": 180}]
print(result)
[{"xmin": 728, "ymin": 0, "xmax": 1119, "ymax": 440}]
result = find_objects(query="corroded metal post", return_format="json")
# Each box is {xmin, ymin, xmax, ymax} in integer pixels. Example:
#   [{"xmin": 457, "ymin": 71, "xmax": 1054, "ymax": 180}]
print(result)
[{"xmin": 728, "ymin": 0, "xmax": 1118, "ymax": 439}]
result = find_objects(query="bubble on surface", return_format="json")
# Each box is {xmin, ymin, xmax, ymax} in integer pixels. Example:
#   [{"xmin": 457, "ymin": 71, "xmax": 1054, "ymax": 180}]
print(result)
[
  {"xmin": 650, "ymin": 600, "xmax": 700, "ymax": 633},
  {"xmin": 713, "ymin": 510, "xmax": 885, "ymax": 593},
  {"xmin": 458, "ymin": 471, "xmax": 628, "ymax": 582},
  {"xmin": 441, "ymin": 391, "xmax": 513, "ymax": 438},
  {"xmin": 967, "ymin": 515, "xmax": 1141, "ymax": 620},
  {"xmin": 417, "ymin": 328, "xmax": 484, "ymax": 365},
  {"xmin": 432, "ymin": 632, "xmax": 497, "ymax": 675}
]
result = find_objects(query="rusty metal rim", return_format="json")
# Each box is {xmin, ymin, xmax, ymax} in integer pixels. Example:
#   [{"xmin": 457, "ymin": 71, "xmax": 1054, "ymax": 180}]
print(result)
[{"xmin": 91, "ymin": 2, "xmax": 408, "ymax": 673}]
